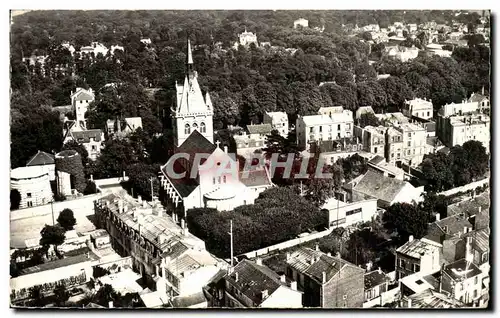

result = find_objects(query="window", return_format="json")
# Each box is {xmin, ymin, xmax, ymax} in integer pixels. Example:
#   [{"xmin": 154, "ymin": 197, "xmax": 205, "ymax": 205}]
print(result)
[
  {"xmin": 474, "ymin": 276, "xmax": 478, "ymax": 285},
  {"xmin": 407, "ymin": 141, "xmax": 411, "ymax": 147},
  {"xmin": 413, "ymin": 264, "xmax": 420, "ymax": 272},
  {"xmin": 27, "ymin": 201, "xmax": 33, "ymax": 207},
  {"xmin": 91, "ymin": 145, "xmax": 96, "ymax": 151},
  {"xmin": 309, "ymin": 127, "xmax": 314, "ymax": 133},
  {"xmin": 200, "ymin": 122, "xmax": 206, "ymax": 133},
  {"xmin": 192, "ymin": 123, "xmax": 198, "ymax": 130},
  {"xmin": 218, "ymin": 177, "xmax": 221, "ymax": 184},
  {"xmin": 391, "ymin": 153, "xmax": 395, "ymax": 158},
  {"xmin": 399, "ymin": 259, "xmax": 405, "ymax": 269},
  {"xmin": 319, "ymin": 126, "xmax": 322, "ymax": 133},
  {"xmin": 408, "ymin": 133, "xmax": 411, "ymax": 138},
  {"xmin": 213, "ymin": 178, "xmax": 216, "ymax": 185},
  {"xmin": 80, "ymin": 100, "xmax": 82, "ymax": 104},
  {"xmin": 473, "ymin": 290, "xmax": 478, "ymax": 298},
  {"xmin": 346, "ymin": 124, "xmax": 351, "ymax": 130},
  {"xmin": 337, "ymin": 124, "xmax": 341, "ymax": 130},
  {"xmin": 427, "ymin": 111, "xmax": 430, "ymax": 117},
  {"xmin": 27, "ymin": 193, "xmax": 32, "ymax": 198},
  {"xmin": 459, "ymin": 283, "xmax": 463, "ymax": 291},
  {"xmin": 374, "ymin": 147, "xmax": 378, "ymax": 154},
  {"xmin": 185, "ymin": 124, "xmax": 191, "ymax": 135},
  {"xmin": 397, "ymin": 153, "xmax": 401, "ymax": 159},
  {"xmin": 223, "ymin": 175, "xmax": 227, "ymax": 183},
  {"xmin": 346, "ymin": 208, "xmax": 362, "ymax": 216}
]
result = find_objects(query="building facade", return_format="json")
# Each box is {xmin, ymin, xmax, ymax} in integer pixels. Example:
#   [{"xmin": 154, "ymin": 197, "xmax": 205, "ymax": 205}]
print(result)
[
  {"xmin": 10, "ymin": 166, "xmax": 53, "ymax": 208},
  {"xmin": 263, "ymin": 111, "xmax": 289, "ymax": 137},
  {"xmin": 403, "ymin": 98, "xmax": 434, "ymax": 120}
]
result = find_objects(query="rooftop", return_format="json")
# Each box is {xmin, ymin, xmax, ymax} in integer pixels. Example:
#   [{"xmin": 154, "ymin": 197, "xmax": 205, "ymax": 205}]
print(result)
[
  {"xmin": 447, "ymin": 191, "xmax": 490, "ymax": 218},
  {"xmin": 239, "ymin": 166, "xmax": 272, "ymax": 187},
  {"xmin": 400, "ymin": 271, "xmax": 437, "ymax": 294},
  {"xmin": 171, "ymin": 291, "xmax": 207, "ymax": 308},
  {"xmin": 286, "ymin": 247, "xmax": 361, "ymax": 284},
  {"xmin": 11, "ymin": 166, "xmax": 50, "ymax": 180},
  {"xmin": 364, "ymin": 270, "xmax": 389, "ymax": 290},
  {"xmin": 225, "ymin": 259, "xmax": 287, "ymax": 306},
  {"xmin": 265, "ymin": 112, "xmax": 288, "ymax": 122},
  {"xmin": 464, "ymin": 228, "xmax": 490, "ymax": 254},
  {"xmin": 19, "ymin": 254, "xmax": 92, "ymax": 275},
  {"xmin": 69, "ymin": 129, "xmax": 103, "ymax": 143},
  {"xmin": 396, "ymin": 238, "xmax": 441, "ymax": 259},
  {"xmin": 301, "ymin": 113, "xmax": 353, "ymax": 126},
  {"xmin": 26, "ymin": 150, "xmax": 55, "ymax": 166},
  {"xmin": 468, "ymin": 92, "xmax": 489, "ymax": 103},
  {"xmin": 247, "ymin": 124, "xmax": 273, "ymax": 135},
  {"xmin": 443, "ymin": 258, "xmax": 481, "ymax": 281},
  {"xmin": 449, "ymin": 114, "xmax": 490, "ymax": 126},
  {"xmin": 405, "ymin": 289, "xmax": 465, "ymax": 308},
  {"xmin": 98, "ymin": 268, "xmax": 143, "ymax": 294},
  {"xmin": 352, "ymin": 170, "xmax": 412, "ymax": 203}
]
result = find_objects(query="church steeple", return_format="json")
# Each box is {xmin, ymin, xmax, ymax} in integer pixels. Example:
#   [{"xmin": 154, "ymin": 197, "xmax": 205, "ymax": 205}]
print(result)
[{"xmin": 186, "ymin": 38, "xmax": 194, "ymax": 76}]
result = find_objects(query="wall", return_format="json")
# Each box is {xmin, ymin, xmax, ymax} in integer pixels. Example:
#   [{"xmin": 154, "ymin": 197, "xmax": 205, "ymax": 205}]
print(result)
[
  {"xmin": 261, "ymin": 286, "xmax": 302, "ymax": 308},
  {"xmin": 240, "ymin": 227, "xmax": 333, "ymax": 259},
  {"xmin": 96, "ymin": 256, "xmax": 133, "ymax": 271},
  {"xmin": 363, "ymin": 286, "xmax": 400, "ymax": 308},
  {"xmin": 322, "ymin": 265, "xmax": 365, "ymax": 308},
  {"xmin": 325, "ymin": 199, "xmax": 378, "ymax": 228},
  {"xmin": 11, "ymin": 174, "xmax": 53, "ymax": 209},
  {"xmin": 178, "ymin": 265, "xmax": 222, "ymax": 297},
  {"xmin": 438, "ymin": 177, "xmax": 489, "ymax": 197}
]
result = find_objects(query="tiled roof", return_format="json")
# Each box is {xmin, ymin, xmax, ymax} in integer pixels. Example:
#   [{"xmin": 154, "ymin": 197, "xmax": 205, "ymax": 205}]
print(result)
[
  {"xmin": 286, "ymin": 247, "xmax": 360, "ymax": 284},
  {"xmin": 406, "ymin": 289, "xmax": 465, "ymax": 308},
  {"xmin": 70, "ymin": 129, "xmax": 103, "ymax": 143},
  {"xmin": 468, "ymin": 93, "xmax": 488, "ymax": 103},
  {"xmin": 396, "ymin": 238, "xmax": 441, "ymax": 259},
  {"xmin": 171, "ymin": 291, "xmax": 207, "ymax": 308},
  {"xmin": 443, "ymin": 258, "xmax": 481, "ymax": 281},
  {"xmin": 247, "ymin": 124, "xmax": 273, "ymax": 135},
  {"xmin": 161, "ymin": 241, "xmax": 189, "ymax": 259},
  {"xmin": 447, "ymin": 191, "xmax": 490, "ymax": 218},
  {"xmin": 225, "ymin": 259, "xmax": 284, "ymax": 306},
  {"xmin": 20, "ymin": 254, "xmax": 91, "ymax": 275},
  {"xmin": 364, "ymin": 270, "xmax": 388, "ymax": 290},
  {"xmin": 368, "ymin": 155, "xmax": 385, "ymax": 165},
  {"xmin": 352, "ymin": 170, "xmax": 409, "ymax": 203},
  {"xmin": 239, "ymin": 166, "xmax": 272, "ymax": 187},
  {"xmin": 26, "ymin": 150, "xmax": 55, "ymax": 166}
]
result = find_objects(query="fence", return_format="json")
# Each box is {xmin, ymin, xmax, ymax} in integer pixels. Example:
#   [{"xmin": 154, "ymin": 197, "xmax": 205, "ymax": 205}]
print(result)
[
  {"xmin": 239, "ymin": 227, "xmax": 334, "ymax": 259},
  {"xmin": 438, "ymin": 177, "xmax": 489, "ymax": 197}
]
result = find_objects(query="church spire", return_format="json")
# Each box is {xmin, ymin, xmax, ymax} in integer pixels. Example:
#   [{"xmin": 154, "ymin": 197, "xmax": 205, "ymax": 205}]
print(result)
[{"xmin": 186, "ymin": 38, "xmax": 193, "ymax": 70}]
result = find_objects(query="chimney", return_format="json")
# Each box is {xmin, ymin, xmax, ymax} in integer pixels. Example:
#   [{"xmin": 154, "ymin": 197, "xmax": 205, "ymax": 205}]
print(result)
[
  {"xmin": 322, "ymin": 271, "xmax": 327, "ymax": 284},
  {"xmin": 181, "ymin": 219, "xmax": 185, "ymax": 229},
  {"xmin": 157, "ymin": 208, "xmax": 163, "ymax": 217},
  {"xmin": 90, "ymin": 174, "xmax": 93, "ymax": 181},
  {"xmin": 138, "ymin": 195, "xmax": 142, "ymax": 203},
  {"xmin": 465, "ymin": 236, "xmax": 473, "ymax": 263},
  {"xmin": 255, "ymin": 258, "xmax": 262, "ymax": 266},
  {"xmin": 142, "ymin": 200, "xmax": 148, "ymax": 208},
  {"xmin": 478, "ymin": 206, "xmax": 482, "ymax": 213},
  {"xmin": 286, "ymin": 252, "xmax": 291, "ymax": 261},
  {"xmin": 315, "ymin": 243, "xmax": 320, "ymax": 251},
  {"xmin": 435, "ymin": 213, "xmax": 440, "ymax": 221},
  {"xmin": 463, "ymin": 226, "xmax": 468, "ymax": 234},
  {"xmin": 409, "ymin": 235, "xmax": 414, "ymax": 242},
  {"xmin": 224, "ymin": 145, "xmax": 228, "ymax": 154},
  {"xmin": 123, "ymin": 170, "xmax": 126, "ymax": 179},
  {"xmin": 327, "ymin": 252, "xmax": 332, "ymax": 257},
  {"xmin": 108, "ymin": 301, "xmax": 114, "ymax": 308},
  {"xmin": 336, "ymin": 252, "xmax": 341, "ymax": 259},
  {"xmin": 378, "ymin": 267, "xmax": 382, "ymax": 274},
  {"xmin": 290, "ymin": 281, "xmax": 297, "ymax": 290},
  {"xmin": 235, "ymin": 272, "xmax": 239, "ymax": 282},
  {"xmin": 280, "ymin": 275, "xmax": 286, "ymax": 283},
  {"xmin": 261, "ymin": 289, "xmax": 269, "ymax": 299},
  {"xmin": 407, "ymin": 298, "xmax": 412, "ymax": 308},
  {"xmin": 118, "ymin": 200, "xmax": 124, "ymax": 213}
]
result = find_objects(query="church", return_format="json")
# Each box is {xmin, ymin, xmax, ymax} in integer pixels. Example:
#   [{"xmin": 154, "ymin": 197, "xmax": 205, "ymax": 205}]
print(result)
[{"xmin": 159, "ymin": 39, "xmax": 273, "ymax": 218}]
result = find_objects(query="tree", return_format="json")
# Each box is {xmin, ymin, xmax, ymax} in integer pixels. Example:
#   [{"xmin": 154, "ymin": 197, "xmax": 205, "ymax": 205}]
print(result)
[
  {"xmin": 53, "ymin": 284, "xmax": 70, "ymax": 306},
  {"xmin": 358, "ymin": 112, "xmax": 381, "ymax": 128},
  {"xmin": 336, "ymin": 154, "xmax": 368, "ymax": 182},
  {"xmin": 29, "ymin": 285, "xmax": 46, "ymax": 307},
  {"xmin": 10, "ymin": 189, "xmax": 21, "ymax": 210},
  {"xmin": 383, "ymin": 202, "xmax": 431, "ymax": 242},
  {"xmin": 39, "ymin": 225, "xmax": 66, "ymax": 255},
  {"xmin": 127, "ymin": 163, "xmax": 160, "ymax": 200},
  {"xmin": 57, "ymin": 208, "xmax": 77, "ymax": 231},
  {"xmin": 93, "ymin": 266, "xmax": 111, "ymax": 279}
]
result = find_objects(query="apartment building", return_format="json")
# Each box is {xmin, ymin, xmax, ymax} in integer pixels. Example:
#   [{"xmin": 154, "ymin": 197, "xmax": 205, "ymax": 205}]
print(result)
[
  {"xmin": 296, "ymin": 107, "xmax": 354, "ymax": 149},
  {"xmin": 440, "ymin": 258, "xmax": 484, "ymax": 307},
  {"xmin": 395, "ymin": 236, "xmax": 442, "ymax": 280},
  {"xmin": 437, "ymin": 113, "xmax": 490, "ymax": 153},
  {"xmin": 354, "ymin": 125, "xmax": 386, "ymax": 156}
]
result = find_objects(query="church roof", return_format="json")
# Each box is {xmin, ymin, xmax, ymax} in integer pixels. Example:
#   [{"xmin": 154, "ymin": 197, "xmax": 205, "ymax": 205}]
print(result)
[
  {"xmin": 177, "ymin": 130, "xmax": 217, "ymax": 157},
  {"xmin": 26, "ymin": 151, "xmax": 55, "ymax": 166}
]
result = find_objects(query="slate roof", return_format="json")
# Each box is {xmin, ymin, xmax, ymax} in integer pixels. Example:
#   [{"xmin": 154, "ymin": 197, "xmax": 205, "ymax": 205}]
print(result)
[
  {"xmin": 463, "ymin": 228, "xmax": 490, "ymax": 254},
  {"xmin": 286, "ymin": 247, "xmax": 361, "ymax": 284},
  {"xmin": 424, "ymin": 215, "xmax": 473, "ymax": 244},
  {"xmin": 364, "ymin": 270, "xmax": 388, "ymax": 290},
  {"xmin": 352, "ymin": 170, "xmax": 409, "ymax": 203},
  {"xmin": 69, "ymin": 129, "xmax": 103, "ymax": 143},
  {"xmin": 239, "ymin": 166, "xmax": 272, "ymax": 187},
  {"xmin": 247, "ymin": 124, "xmax": 273, "ymax": 135},
  {"xmin": 396, "ymin": 238, "xmax": 441, "ymax": 259},
  {"xmin": 177, "ymin": 129, "xmax": 217, "ymax": 158},
  {"xmin": 447, "ymin": 191, "xmax": 490, "ymax": 218},
  {"xmin": 468, "ymin": 93, "xmax": 488, "ymax": 103},
  {"xmin": 443, "ymin": 259, "xmax": 481, "ymax": 281},
  {"xmin": 26, "ymin": 151, "xmax": 55, "ymax": 166},
  {"xmin": 171, "ymin": 291, "xmax": 207, "ymax": 308},
  {"xmin": 225, "ymin": 259, "xmax": 285, "ymax": 306}
]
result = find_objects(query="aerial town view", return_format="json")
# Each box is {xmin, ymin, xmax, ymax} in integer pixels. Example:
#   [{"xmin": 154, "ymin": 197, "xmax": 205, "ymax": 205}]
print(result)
[{"xmin": 9, "ymin": 9, "xmax": 491, "ymax": 309}]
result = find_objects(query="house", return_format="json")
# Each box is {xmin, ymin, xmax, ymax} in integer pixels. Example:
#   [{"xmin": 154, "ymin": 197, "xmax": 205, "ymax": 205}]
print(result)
[
  {"xmin": 106, "ymin": 117, "xmax": 143, "ymax": 136},
  {"xmin": 346, "ymin": 170, "xmax": 424, "ymax": 208},
  {"xmin": 79, "ymin": 42, "xmax": 109, "ymax": 57},
  {"xmin": 235, "ymin": 28, "xmax": 258, "ymax": 48},
  {"xmin": 219, "ymin": 259, "xmax": 302, "ymax": 308},
  {"xmin": 440, "ymin": 258, "xmax": 485, "ymax": 307},
  {"xmin": 234, "ymin": 124, "xmax": 273, "ymax": 158},
  {"xmin": 364, "ymin": 269, "xmax": 389, "ymax": 303},
  {"xmin": 309, "ymin": 137, "xmax": 365, "ymax": 165},
  {"xmin": 296, "ymin": 107, "xmax": 354, "ymax": 149},
  {"xmin": 367, "ymin": 155, "xmax": 405, "ymax": 180},
  {"xmin": 159, "ymin": 39, "xmax": 273, "ymax": 218},
  {"xmin": 354, "ymin": 125, "xmax": 386, "ymax": 157},
  {"xmin": 321, "ymin": 195, "xmax": 378, "ymax": 228},
  {"xmin": 263, "ymin": 111, "xmax": 289, "ymax": 137},
  {"xmin": 25, "ymin": 150, "xmax": 56, "ymax": 181},
  {"xmin": 403, "ymin": 98, "xmax": 434, "ymax": 121},
  {"xmin": 285, "ymin": 247, "xmax": 365, "ymax": 308},
  {"xmin": 294, "ymin": 18, "xmax": 309, "ymax": 29},
  {"xmin": 446, "ymin": 190, "xmax": 490, "ymax": 230},
  {"xmin": 395, "ymin": 236, "xmax": 442, "ymax": 280},
  {"xmin": 70, "ymin": 87, "xmax": 95, "ymax": 130},
  {"xmin": 399, "ymin": 288, "xmax": 465, "ymax": 308},
  {"xmin": 436, "ymin": 113, "xmax": 490, "ymax": 153},
  {"xmin": 10, "ymin": 166, "xmax": 53, "ymax": 208},
  {"xmin": 467, "ymin": 91, "xmax": 490, "ymax": 114},
  {"xmin": 355, "ymin": 106, "xmax": 375, "ymax": 120},
  {"xmin": 63, "ymin": 128, "xmax": 105, "ymax": 160},
  {"xmin": 386, "ymin": 122, "xmax": 428, "ymax": 167}
]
